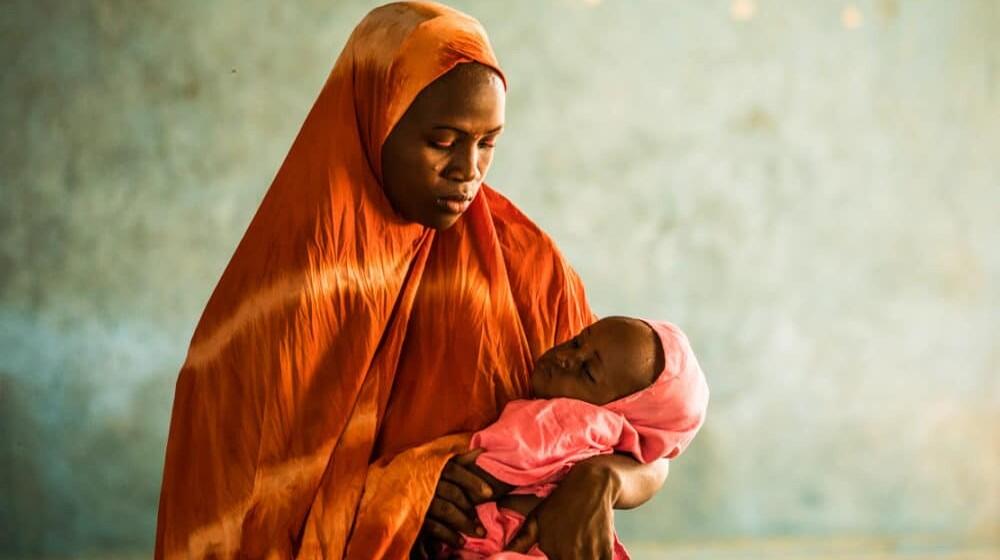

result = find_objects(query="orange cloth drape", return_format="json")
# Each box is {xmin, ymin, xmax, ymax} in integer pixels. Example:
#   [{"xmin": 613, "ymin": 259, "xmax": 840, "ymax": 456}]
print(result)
[{"xmin": 155, "ymin": 2, "xmax": 594, "ymax": 558}]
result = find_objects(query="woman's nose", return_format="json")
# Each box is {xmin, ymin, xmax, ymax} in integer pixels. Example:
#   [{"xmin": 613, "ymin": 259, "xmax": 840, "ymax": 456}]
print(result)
[{"xmin": 446, "ymin": 144, "xmax": 480, "ymax": 183}]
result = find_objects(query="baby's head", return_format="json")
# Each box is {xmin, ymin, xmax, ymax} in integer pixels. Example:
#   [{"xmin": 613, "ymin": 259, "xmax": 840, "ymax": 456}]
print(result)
[{"xmin": 531, "ymin": 316, "xmax": 665, "ymax": 405}]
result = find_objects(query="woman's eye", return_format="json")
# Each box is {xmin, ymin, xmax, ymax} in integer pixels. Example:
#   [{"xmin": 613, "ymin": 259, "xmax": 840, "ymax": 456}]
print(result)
[
  {"xmin": 429, "ymin": 141, "xmax": 453, "ymax": 149},
  {"xmin": 478, "ymin": 141, "xmax": 496, "ymax": 149},
  {"xmin": 571, "ymin": 337, "xmax": 581, "ymax": 349}
]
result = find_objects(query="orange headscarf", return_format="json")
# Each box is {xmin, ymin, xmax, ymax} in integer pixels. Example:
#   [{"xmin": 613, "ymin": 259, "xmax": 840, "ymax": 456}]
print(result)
[{"xmin": 155, "ymin": 2, "xmax": 594, "ymax": 558}]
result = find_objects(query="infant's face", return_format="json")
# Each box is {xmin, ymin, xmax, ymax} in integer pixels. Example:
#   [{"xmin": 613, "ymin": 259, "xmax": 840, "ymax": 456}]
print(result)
[{"xmin": 531, "ymin": 317, "xmax": 658, "ymax": 405}]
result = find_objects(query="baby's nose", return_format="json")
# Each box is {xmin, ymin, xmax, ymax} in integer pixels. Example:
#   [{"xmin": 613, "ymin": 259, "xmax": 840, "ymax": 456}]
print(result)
[{"xmin": 554, "ymin": 348, "xmax": 581, "ymax": 368}]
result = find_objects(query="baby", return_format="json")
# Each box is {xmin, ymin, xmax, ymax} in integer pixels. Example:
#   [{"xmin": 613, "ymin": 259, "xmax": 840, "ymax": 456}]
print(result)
[{"xmin": 442, "ymin": 316, "xmax": 710, "ymax": 559}]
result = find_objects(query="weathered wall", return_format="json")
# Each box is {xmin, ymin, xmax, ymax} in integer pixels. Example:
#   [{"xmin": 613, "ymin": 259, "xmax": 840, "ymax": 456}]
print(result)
[{"xmin": 1, "ymin": 0, "xmax": 997, "ymax": 556}]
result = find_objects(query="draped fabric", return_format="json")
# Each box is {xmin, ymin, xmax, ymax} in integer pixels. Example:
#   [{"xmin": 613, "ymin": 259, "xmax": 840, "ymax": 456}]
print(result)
[{"xmin": 154, "ymin": 2, "xmax": 594, "ymax": 558}]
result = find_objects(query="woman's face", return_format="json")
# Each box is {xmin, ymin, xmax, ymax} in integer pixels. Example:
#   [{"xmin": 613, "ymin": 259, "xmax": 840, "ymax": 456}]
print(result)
[
  {"xmin": 531, "ymin": 317, "xmax": 660, "ymax": 405},
  {"xmin": 381, "ymin": 63, "xmax": 506, "ymax": 230}
]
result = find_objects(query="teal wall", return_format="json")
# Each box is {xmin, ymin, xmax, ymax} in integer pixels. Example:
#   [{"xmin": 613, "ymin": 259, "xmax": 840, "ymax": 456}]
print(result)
[{"xmin": 1, "ymin": 0, "xmax": 997, "ymax": 557}]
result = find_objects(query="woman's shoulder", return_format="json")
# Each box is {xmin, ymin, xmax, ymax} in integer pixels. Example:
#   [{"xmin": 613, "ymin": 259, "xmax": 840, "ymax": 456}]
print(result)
[
  {"xmin": 481, "ymin": 185, "xmax": 596, "ymax": 348},
  {"xmin": 482, "ymin": 185, "xmax": 561, "ymax": 260}
]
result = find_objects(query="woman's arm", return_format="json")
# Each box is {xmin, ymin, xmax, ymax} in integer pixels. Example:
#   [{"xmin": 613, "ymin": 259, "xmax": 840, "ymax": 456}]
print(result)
[
  {"xmin": 586, "ymin": 454, "xmax": 670, "ymax": 509},
  {"xmin": 492, "ymin": 451, "xmax": 669, "ymax": 517}
]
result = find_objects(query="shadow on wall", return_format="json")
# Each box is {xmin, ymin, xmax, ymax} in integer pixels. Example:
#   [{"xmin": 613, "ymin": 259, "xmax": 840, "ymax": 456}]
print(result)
[{"xmin": 0, "ymin": 314, "xmax": 174, "ymax": 556}]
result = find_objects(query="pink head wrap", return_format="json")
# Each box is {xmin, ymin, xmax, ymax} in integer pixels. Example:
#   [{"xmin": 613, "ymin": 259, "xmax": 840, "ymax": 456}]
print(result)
[{"xmin": 603, "ymin": 319, "xmax": 710, "ymax": 462}]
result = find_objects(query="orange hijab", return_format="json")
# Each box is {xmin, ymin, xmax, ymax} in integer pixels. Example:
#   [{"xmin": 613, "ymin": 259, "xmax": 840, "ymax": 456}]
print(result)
[{"xmin": 155, "ymin": 2, "xmax": 594, "ymax": 558}]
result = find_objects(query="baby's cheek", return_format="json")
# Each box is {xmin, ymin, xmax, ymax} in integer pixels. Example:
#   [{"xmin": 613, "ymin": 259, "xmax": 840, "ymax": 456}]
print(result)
[{"xmin": 566, "ymin": 383, "xmax": 601, "ymax": 405}]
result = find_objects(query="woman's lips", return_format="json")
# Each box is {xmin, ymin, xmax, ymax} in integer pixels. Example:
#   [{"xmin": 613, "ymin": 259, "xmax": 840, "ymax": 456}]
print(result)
[{"xmin": 435, "ymin": 196, "xmax": 471, "ymax": 214}]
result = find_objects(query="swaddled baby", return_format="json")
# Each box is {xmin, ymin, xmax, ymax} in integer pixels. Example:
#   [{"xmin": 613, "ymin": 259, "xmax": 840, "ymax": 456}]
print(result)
[{"xmin": 445, "ymin": 316, "xmax": 710, "ymax": 559}]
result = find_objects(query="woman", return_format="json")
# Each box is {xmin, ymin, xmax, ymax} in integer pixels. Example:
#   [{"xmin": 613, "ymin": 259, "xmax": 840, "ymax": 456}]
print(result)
[{"xmin": 156, "ymin": 3, "xmax": 671, "ymax": 558}]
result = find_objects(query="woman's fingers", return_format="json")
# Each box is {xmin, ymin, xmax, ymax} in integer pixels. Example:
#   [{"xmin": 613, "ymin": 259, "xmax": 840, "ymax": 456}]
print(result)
[
  {"xmin": 441, "ymin": 460, "xmax": 494, "ymax": 504},
  {"xmin": 436, "ymin": 480, "xmax": 474, "ymax": 513},
  {"xmin": 421, "ymin": 517, "xmax": 462, "ymax": 549},
  {"xmin": 451, "ymin": 448, "xmax": 484, "ymax": 466},
  {"xmin": 419, "ymin": 453, "xmax": 493, "ymax": 552},
  {"xmin": 504, "ymin": 515, "xmax": 538, "ymax": 553},
  {"xmin": 408, "ymin": 535, "xmax": 432, "ymax": 560},
  {"xmin": 454, "ymin": 448, "xmax": 515, "ymax": 497},
  {"xmin": 427, "ymin": 497, "xmax": 482, "ymax": 537}
]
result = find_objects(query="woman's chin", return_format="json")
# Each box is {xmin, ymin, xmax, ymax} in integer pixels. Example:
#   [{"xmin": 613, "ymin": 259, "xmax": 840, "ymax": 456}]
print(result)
[{"xmin": 420, "ymin": 212, "xmax": 462, "ymax": 230}]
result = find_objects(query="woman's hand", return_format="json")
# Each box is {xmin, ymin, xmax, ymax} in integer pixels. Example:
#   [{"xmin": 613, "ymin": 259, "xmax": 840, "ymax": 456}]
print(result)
[
  {"xmin": 505, "ymin": 458, "xmax": 620, "ymax": 559},
  {"xmin": 505, "ymin": 455, "xmax": 670, "ymax": 559},
  {"xmin": 418, "ymin": 449, "xmax": 514, "ymax": 549}
]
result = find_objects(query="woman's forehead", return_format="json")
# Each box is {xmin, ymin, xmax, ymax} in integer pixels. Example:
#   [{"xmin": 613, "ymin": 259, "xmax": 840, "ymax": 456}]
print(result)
[{"xmin": 406, "ymin": 65, "xmax": 505, "ymax": 131}]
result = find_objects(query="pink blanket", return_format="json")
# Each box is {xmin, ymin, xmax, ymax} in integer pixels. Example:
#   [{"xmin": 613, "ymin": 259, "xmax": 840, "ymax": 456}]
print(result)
[{"xmin": 455, "ymin": 321, "xmax": 710, "ymax": 559}]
